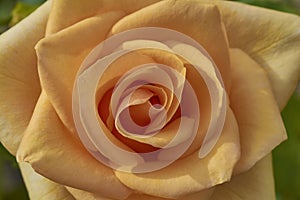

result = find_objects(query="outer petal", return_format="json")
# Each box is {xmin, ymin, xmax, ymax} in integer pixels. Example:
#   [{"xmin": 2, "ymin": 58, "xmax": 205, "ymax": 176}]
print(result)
[
  {"xmin": 47, "ymin": 0, "xmax": 161, "ymax": 34},
  {"xmin": 36, "ymin": 11, "xmax": 125, "ymax": 133},
  {"xmin": 115, "ymin": 108, "xmax": 240, "ymax": 199},
  {"xmin": 16, "ymin": 92, "xmax": 131, "ymax": 200},
  {"xmin": 0, "ymin": 1, "xmax": 51, "ymax": 155},
  {"xmin": 65, "ymin": 187, "xmax": 110, "ymax": 200},
  {"xmin": 210, "ymin": 154, "xmax": 276, "ymax": 200},
  {"xmin": 19, "ymin": 162, "xmax": 75, "ymax": 200},
  {"xmin": 229, "ymin": 49, "xmax": 286, "ymax": 174},
  {"xmin": 37, "ymin": 0, "xmax": 231, "ymax": 137},
  {"xmin": 65, "ymin": 185, "xmax": 214, "ymax": 200},
  {"xmin": 215, "ymin": 0, "xmax": 300, "ymax": 109},
  {"xmin": 126, "ymin": 189, "xmax": 214, "ymax": 200},
  {"xmin": 111, "ymin": 0, "xmax": 231, "ymax": 89}
]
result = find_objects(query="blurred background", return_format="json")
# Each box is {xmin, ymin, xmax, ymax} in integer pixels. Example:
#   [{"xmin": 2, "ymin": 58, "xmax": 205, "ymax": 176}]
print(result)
[{"xmin": 0, "ymin": 0, "xmax": 299, "ymax": 199}]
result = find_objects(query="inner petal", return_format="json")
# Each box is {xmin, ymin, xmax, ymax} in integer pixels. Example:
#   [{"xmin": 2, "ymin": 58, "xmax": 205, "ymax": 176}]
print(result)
[
  {"xmin": 112, "ymin": 65, "xmax": 173, "ymax": 138},
  {"xmin": 129, "ymin": 86, "xmax": 168, "ymax": 127},
  {"xmin": 129, "ymin": 88, "xmax": 154, "ymax": 127},
  {"xmin": 98, "ymin": 88, "xmax": 159, "ymax": 153}
]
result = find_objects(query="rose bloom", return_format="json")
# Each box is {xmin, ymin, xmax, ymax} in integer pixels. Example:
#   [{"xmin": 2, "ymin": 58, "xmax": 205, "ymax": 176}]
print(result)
[{"xmin": 1, "ymin": 0, "xmax": 300, "ymax": 199}]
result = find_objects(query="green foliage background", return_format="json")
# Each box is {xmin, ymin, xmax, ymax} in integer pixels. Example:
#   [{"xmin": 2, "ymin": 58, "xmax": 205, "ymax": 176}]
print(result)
[{"xmin": 0, "ymin": 0, "xmax": 299, "ymax": 199}]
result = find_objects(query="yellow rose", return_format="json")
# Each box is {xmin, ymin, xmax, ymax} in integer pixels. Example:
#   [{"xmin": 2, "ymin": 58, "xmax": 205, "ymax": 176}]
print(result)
[{"xmin": 1, "ymin": 0, "xmax": 300, "ymax": 199}]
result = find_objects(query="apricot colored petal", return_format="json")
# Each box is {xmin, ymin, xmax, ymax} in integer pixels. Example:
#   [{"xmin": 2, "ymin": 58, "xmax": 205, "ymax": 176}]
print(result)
[
  {"xmin": 66, "ymin": 185, "xmax": 214, "ymax": 200},
  {"xmin": 47, "ymin": 0, "xmax": 161, "ymax": 34},
  {"xmin": 126, "ymin": 189, "xmax": 214, "ymax": 200},
  {"xmin": 0, "ymin": 1, "xmax": 51, "ymax": 154},
  {"xmin": 229, "ymin": 49, "xmax": 286, "ymax": 174},
  {"xmin": 36, "ymin": 11, "xmax": 125, "ymax": 133},
  {"xmin": 66, "ymin": 187, "xmax": 116, "ymax": 200},
  {"xmin": 115, "ymin": 108, "xmax": 240, "ymax": 199},
  {"xmin": 216, "ymin": 1, "xmax": 300, "ymax": 109},
  {"xmin": 16, "ymin": 92, "xmax": 131, "ymax": 200},
  {"xmin": 111, "ymin": 0, "xmax": 231, "ymax": 90},
  {"xmin": 210, "ymin": 154, "xmax": 276, "ymax": 200},
  {"xmin": 19, "ymin": 162, "xmax": 75, "ymax": 200}
]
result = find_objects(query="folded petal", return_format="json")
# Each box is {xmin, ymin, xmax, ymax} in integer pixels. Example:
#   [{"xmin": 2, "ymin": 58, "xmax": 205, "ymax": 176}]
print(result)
[
  {"xmin": 17, "ymin": 92, "xmax": 131, "ymax": 200},
  {"xmin": 0, "ymin": 1, "xmax": 51, "ymax": 155},
  {"xmin": 19, "ymin": 162, "xmax": 75, "ymax": 200},
  {"xmin": 66, "ymin": 184, "xmax": 214, "ymax": 200},
  {"xmin": 115, "ymin": 108, "xmax": 240, "ymax": 199},
  {"xmin": 36, "ymin": 11, "xmax": 125, "ymax": 133},
  {"xmin": 126, "ymin": 189, "xmax": 214, "ymax": 200},
  {"xmin": 111, "ymin": 0, "xmax": 231, "ymax": 90},
  {"xmin": 215, "ymin": 1, "xmax": 300, "ymax": 109},
  {"xmin": 65, "ymin": 187, "xmax": 111, "ymax": 200},
  {"xmin": 210, "ymin": 154, "xmax": 276, "ymax": 200},
  {"xmin": 229, "ymin": 49, "xmax": 286, "ymax": 174},
  {"xmin": 47, "ymin": 0, "xmax": 161, "ymax": 34}
]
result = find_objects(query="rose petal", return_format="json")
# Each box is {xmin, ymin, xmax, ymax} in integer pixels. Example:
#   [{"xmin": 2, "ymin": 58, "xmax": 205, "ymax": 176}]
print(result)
[
  {"xmin": 0, "ymin": 1, "xmax": 51, "ymax": 155},
  {"xmin": 66, "ymin": 187, "xmax": 114, "ymax": 200},
  {"xmin": 17, "ymin": 92, "xmax": 131, "ymax": 200},
  {"xmin": 102, "ymin": 48, "xmax": 186, "ymax": 126},
  {"xmin": 65, "ymin": 188, "xmax": 95, "ymax": 200},
  {"xmin": 95, "ymin": 49, "xmax": 186, "ymax": 149},
  {"xmin": 47, "ymin": 0, "xmax": 161, "ymax": 34},
  {"xmin": 66, "ymin": 187, "xmax": 214, "ymax": 200},
  {"xmin": 127, "ymin": 86, "xmax": 167, "ymax": 128},
  {"xmin": 36, "ymin": 11, "xmax": 125, "ymax": 133},
  {"xmin": 19, "ymin": 162, "xmax": 75, "ymax": 200},
  {"xmin": 229, "ymin": 48, "xmax": 287, "ymax": 174},
  {"xmin": 215, "ymin": 0, "xmax": 300, "ymax": 109},
  {"xmin": 114, "ymin": 108, "xmax": 240, "ymax": 199},
  {"xmin": 210, "ymin": 154, "xmax": 276, "ymax": 200},
  {"xmin": 119, "ymin": 117, "xmax": 194, "ymax": 148},
  {"xmin": 111, "ymin": 63, "xmax": 184, "ymax": 138},
  {"xmin": 126, "ymin": 189, "xmax": 214, "ymax": 200},
  {"xmin": 111, "ymin": 0, "xmax": 231, "ymax": 90},
  {"xmin": 94, "ymin": 51, "xmax": 161, "ymax": 151}
]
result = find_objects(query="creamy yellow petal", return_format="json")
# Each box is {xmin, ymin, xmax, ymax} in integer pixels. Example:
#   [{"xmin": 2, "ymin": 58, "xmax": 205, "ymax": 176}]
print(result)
[
  {"xmin": 111, "ymin": 0, "xmax": 231, "ymax": 90},
  {"xmin": 36, "ymin": 11, "xmax": 125, "ymax": 134},
  {"xmin": 215, "ymin": 0, "xmax": 300, "ymax": 109},
  {"xmin": 0, "ymin": 1, "xmax": 51, "ymax": 155},
  {"xmin": 210, "ymin": 154, "xmax": 276, "ymax": 200},
  {"xmin": 19, "ymin": 162, "xmax": 75, "ymax": 200},
  {"xmin": 47, "ymin": 0, "xmax": 161, "ymax": 34},
  {"xmin": 17, "ymin": 92, "xmax": 131, "ymax": 200},
  {"xmin": 115, "ymin": 108, "xmax": 240, "ymax": 199},
  {"xmin": 229, "ymin": 49, "xmax": 286, "ymax": 174}
]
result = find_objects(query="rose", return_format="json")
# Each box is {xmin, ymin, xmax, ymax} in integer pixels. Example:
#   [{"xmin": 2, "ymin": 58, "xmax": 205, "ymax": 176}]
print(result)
[
  {"xmin": 0, "ymin": 0, "xmax": 299, "ymax": 199},
  {"xmin": 1, "ymin": 0, "xmax": 299, "ymax": 199}
]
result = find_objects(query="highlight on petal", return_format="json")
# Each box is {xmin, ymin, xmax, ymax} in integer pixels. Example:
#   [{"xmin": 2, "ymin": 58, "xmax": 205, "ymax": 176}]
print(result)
[
  {"xmin": 215, "ymin": 0, "xmax": 300, "ymax": 109},
  {"xmin": 19, "ymin": 162, "xmax": 75, "ymax": 200},
  {"xmin": 114, "ymin": 108, "xmax": 240, "ymax": 199},
  {"xmin": 210, "ymin": 154, "xmax": 276, "ymax": 200},
  {"xmin": 17, "ymin": 92, "xmax": 131, "ymax": 200},
  {"xmin": 229, "ymin": 48, "xmax": 287, "ymax": 174},
  {"xmin": 0, "ymin": 1, "xmax": 51, "ymax": 155}
]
